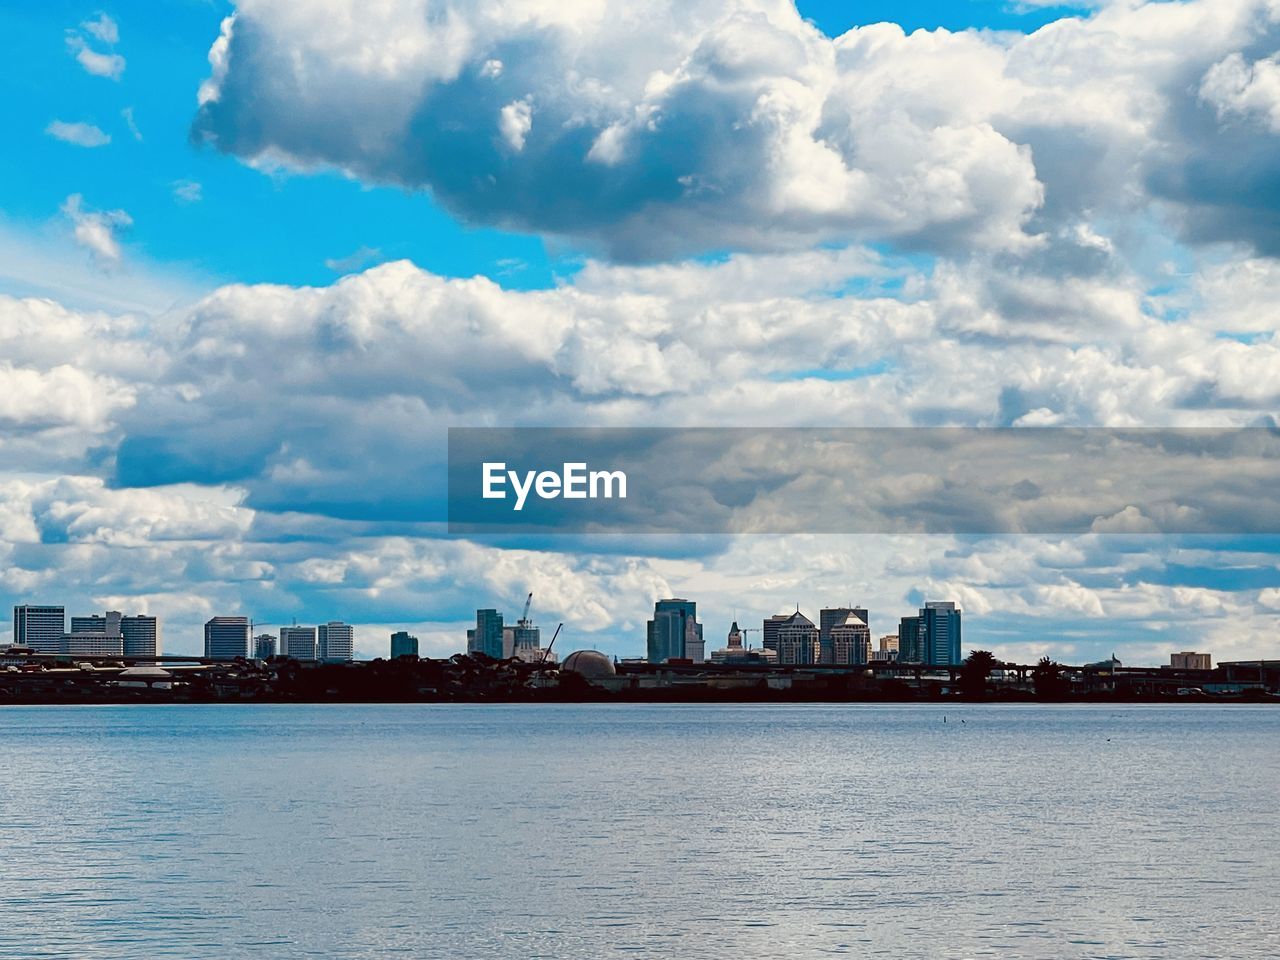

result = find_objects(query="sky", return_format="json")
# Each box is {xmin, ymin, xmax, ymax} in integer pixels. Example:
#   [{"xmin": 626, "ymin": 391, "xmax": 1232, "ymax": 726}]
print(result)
[{"xmin": 1, "ymin": 0, "xmax": 1279, "ymax": 663}]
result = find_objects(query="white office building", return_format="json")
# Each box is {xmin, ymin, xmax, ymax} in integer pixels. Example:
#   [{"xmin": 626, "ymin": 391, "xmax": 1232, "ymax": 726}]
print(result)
[
  {"xmin": 317, "ymin": 621, "xmax": 354, "ymax": 662},
  {"xmin": 65, "ymin": 610, "xmax": 124, "ymax": 657},
  {"xmin": 281, "ymin": 625, "xmax": 318, "ymax": 661}
]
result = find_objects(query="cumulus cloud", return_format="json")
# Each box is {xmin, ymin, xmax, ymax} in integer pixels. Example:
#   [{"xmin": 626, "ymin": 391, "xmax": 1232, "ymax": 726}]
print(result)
[
  {"xmin": 61, "ymin": 194, "xmax": 133, "ymax": 264},
  {"xmin": 6, "ymin": 119, "xmax": 1280, "ymax": 662},
  {"xmin": 45, "ymin": 120, "xmax": 111, "ymax": 148},
  {"xmin": 191, "ymin": 0, "xmax": 1280, "ymax": 259}
]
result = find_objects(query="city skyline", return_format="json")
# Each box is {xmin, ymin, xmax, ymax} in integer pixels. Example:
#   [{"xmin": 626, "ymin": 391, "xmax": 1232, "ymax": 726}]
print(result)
[
  {"xmin": 5, "ymin": 592, "xmax": 1225, "ymax": 671},
  {"xmin": 1, "ymin": 0, "xmax": 1278, "ymax": 672}
]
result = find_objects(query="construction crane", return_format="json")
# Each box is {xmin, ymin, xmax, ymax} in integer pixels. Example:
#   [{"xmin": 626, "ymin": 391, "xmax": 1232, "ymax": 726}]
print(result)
[
  {"xmin": 519, "ymin": 592, "xmax": 533, "ymax": 626},
  {"xmin": 540, "ymin": 623, "xmax": 563, "ymax": 666}
]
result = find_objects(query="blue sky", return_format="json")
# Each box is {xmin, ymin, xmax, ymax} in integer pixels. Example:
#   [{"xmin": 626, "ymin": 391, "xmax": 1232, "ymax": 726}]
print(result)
[
  {"xmin": 1, "ymin": 0, "xmax": 1094, "ymax": 300},
  {"xmin": 1, "ymin": 0, "xmax": 1278, "ymax": 662}
]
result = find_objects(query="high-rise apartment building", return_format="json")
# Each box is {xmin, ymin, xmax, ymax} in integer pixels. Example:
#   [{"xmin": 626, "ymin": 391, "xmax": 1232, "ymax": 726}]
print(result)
[
  {"xmin": 390, "ymin": 631, "xmax": 419, "ymax": 658},
  {"xmin": 13, "ymin": 605, "xmax": 66, "ymax": 653},
  {"xmin": 317, "ymin": 621, "xmax": 354, "ymax": 662},
  {"xmin": 205, "ymin": 617, "xmax": 250, "ymax": 660},
  {"xmin": 646, "ymin": 599, "xmax": 703, "ymax": 663},
  {"xmin": 280, "ymin": 625, "xmax": 318, "ymax": 661}
]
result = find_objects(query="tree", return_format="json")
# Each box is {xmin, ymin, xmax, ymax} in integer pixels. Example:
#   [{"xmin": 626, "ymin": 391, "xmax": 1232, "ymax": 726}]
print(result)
[
  {"xmin": 959, "ymin": 649, "xmax": 1000, "ymax": 699},
  {"xmin": 1032, "ymin": 656, "xmax": 1069, "ymax": 700}
]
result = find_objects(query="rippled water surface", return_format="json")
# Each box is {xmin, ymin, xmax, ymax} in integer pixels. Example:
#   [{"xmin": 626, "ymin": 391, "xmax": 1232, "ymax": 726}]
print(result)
[{"xmin": 1, "ymin": 703, "xmax": 1277, "ymax": 959}]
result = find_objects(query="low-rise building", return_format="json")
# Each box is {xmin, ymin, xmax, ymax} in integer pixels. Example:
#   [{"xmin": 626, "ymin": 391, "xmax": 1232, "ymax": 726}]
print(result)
[{"xmin": 1168, "ymin": 651, "xmax": 1212, "ymax": 671}]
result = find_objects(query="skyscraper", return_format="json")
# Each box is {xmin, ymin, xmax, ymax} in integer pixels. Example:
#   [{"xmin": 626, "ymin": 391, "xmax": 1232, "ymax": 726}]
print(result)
[
  {"xmin": 898, "ymin": 615, "xmax": 923, "ymax": 663},
  {"xmin": 646, "ymin": 599, "xmax": 703, "ymax": 663},
  {"xmin": 775, "ymin": 610, "xmax": 819, "ymax": 665},
  {"xmin": 205, "ymin": 617, "xmax": 250, "ymax": 660},
  {"xmin": 280, "ymin": 625, "xmax": 318, "ymax": 661},
  {"xmin": 829, "ymin": 612, "xmax": 871, "ymax": 665},
  {"xmin": 762, "ymin": 613, "xmax": 789, "ymax": 659},
  {"xmin": 470, "ymin": 609, "xmax": 504, "ymax": 659},
  {"xmin": 121, "ymin": 615, "xmax": 160, "ymax": 658},
  {"xmin": 13, "ymin": 605, "xmax": 66, "ymax": 653},
  {"xmin": 820, "ymin": 607, "xmax": 869, "ymax": 663},
  {"xmin": 920, "ymin": 601, "xmax": 962, "ymax": 667},
  {"xmin": 318, "ymin": 621, "xmax": 354, "ymax": 662},
  {"xmin": 390, "ymin": 631, "xmax": 419, "ymax": 658}
]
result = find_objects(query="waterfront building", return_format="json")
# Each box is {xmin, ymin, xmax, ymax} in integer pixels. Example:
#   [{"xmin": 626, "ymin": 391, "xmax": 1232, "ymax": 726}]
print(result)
[
  {"xmin": 819, "ymin": 607, "xmax": 869, "ymax": 663},
  {"xmin": 470, "ymin": 609, "xmax": 504, "ymax": 659},
  {"xmin": 390, "ymin": 631, "xmax": 419, "ymax": 659},
  {"xmin": 254, "ymin": 633, "xmax": 278, "ymax": 660},
  {"xmin": 280, "ymin": 625, "xmax": 318, "ymax": 661},
  {"xmin": 204, "ymin": 617, "xmax": 250, "ymax": 660},
  {"xmin": 1169, "ymin": 651, "xmax": 1212, "ymax": 670},
  {"xmin": 920, "ymin": 601, "xmax": 962, "ymax": 667},
  {"xmin": 775, "ymin": 610, "xmax": 820, "ymax": 665},
  {"xmin": 829, "ymin": 612, "xmax": 872, "ymax": 666},
  {"xmin": 898, "ymin": 615, "xmax": 923, "ymax": 663},
  {"xmin": 646, "ymin": 599, "xmax": 704, "ymax": 663},
  {"xmin": 318, "ymin": 621, "xmax": 354, "ymax": 662},
  {"xmin": 13, "ymin": 605, "xmax": 66, "ymax": 653},
  {"xmin": 121, "ymin": 615, "xmax": 160, "ymax": 658}
]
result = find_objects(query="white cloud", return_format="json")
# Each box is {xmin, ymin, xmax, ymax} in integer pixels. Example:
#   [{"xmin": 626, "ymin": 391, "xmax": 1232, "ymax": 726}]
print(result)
[
  {"xmin": 66, "ymin": 35, "xmax": 125, "ymax": 79},
  {"xmin": 82, "ymin": 12, "xmax": 119, "ymax": 45},
  {"xmin": 66, "ymin": 13, "xmax": 125, "ymax": 79},
  {"xmin": 121, "ymin": 106, "xmax": 143, "ymax": 141},
  {"xmin": 190, "ymin": 0, "xmax": 1280, "ymax": 259},
  {"xmin": 60, "ymin": 194, "xmax": 133, "ymax": 264},
  {"xmin": 172, "ymin": 179, "xmax": 203, "ymax": 204},
  {"xmin": 1201, "ymin": 52, "xmax": 1280, "ymax": 132},
  {"xmin": 45, "ymin": 120, "xmax": 111, "ymax": 148},
  {"xmin": 499, "ymin": 97, "xmax": 533, "ymax": 151}
]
